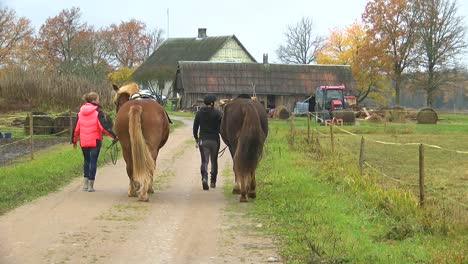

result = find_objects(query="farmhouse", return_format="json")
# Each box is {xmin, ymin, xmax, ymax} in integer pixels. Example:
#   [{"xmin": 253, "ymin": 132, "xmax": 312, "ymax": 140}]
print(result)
[
  {"xmin": 132, "ymin": 28, "xmax": 256, "ymax": 96},
  {"xmin": 173, "ymin": 61, "xmax": 355, "ymax": 111}
]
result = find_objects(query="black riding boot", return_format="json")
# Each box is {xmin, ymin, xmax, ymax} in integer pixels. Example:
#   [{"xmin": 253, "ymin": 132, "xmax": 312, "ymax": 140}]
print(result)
[
  {"xmin": 210, "ymin": 174, "xmax": 217, "ymax": 188},
  {"xmin": 202, "ymin": 175, "xmax": 209, "ymax": 190}
]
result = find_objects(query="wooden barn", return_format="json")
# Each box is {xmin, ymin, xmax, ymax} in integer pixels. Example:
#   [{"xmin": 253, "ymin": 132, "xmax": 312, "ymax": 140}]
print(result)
[
  {"xmin": 173, "ymin": 61, "xmax": 355, "ymax": 111},
  {"xmin": 132, "ymin": 28, "xmax": 256, "ymax": 96}
]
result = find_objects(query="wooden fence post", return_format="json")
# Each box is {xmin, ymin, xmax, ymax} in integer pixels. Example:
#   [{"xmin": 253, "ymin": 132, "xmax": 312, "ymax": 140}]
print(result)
[
  {"xmin": 359, "ymin": 136, "xmax": 365, "ymax": 175},
  {"xmin": 69, "ymin": 110, "xmax": 73, "ymax": 139},
  {"xmin": 330, "ymin": 123, "xmax": 334, "ymax": 152},
  {"xmin": 315, "ymin": 137, "xmax": 322, "ymax": 158},
  {"xmin": 419, "ymin": 144, "xmax": 425, "ymax": 207},
  {"xmin": 29, "ymin": 112, "xmax": 34, "ymax": 160},
  {"xmin": 307, "ymin": 112, "xmax": 311, "ymax": 143}
]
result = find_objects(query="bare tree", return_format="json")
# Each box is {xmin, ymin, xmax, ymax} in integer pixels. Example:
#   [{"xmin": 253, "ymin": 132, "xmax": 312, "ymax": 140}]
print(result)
[
  {"xmin": 414, "ymin": 0, "xmax": 467, "ymax": 106},
  {"xmin": 143, "ymin": 27, "xmax": 165, "ymax": 59},
  {"xmin": 276, "ymin": 17, "xmax": 324, "ymax": 64}
]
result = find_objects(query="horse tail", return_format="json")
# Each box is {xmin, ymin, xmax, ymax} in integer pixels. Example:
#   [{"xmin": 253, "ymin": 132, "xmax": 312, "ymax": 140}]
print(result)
[
  {"xmin": 234, "ymin": 103, "xmax": 266, "ymax": 191},
  {"xmin": 128, "ymin": 105, "xmax": 154, "ymax": 192}
]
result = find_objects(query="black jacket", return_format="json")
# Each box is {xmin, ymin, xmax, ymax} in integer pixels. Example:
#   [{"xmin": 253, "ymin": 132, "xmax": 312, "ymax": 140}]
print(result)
[{"xmin": 193, "ymin": 106, "xmax": 222, "ymax": 141}]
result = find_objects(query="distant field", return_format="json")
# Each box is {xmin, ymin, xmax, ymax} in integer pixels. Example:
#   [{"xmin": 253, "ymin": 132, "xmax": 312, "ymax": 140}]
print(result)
[{"xmin": 296, "ymin": 113, "xmax": 468, "ymax": 210}]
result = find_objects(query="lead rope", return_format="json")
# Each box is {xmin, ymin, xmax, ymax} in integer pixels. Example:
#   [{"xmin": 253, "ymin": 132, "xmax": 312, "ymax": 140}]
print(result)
[
  {"xmin": 106, "ymin": 140, "xmax": 120, "ymax": 165},
  {"xmin": 218, "ymin": 145, "xmax": 228, "ymax": 158}
]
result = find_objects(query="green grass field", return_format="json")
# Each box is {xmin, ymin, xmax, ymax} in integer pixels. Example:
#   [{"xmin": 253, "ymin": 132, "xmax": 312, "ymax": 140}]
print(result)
[{"xmin": 246, "ymin": 117, "xmax": 467, "ymax": 263}]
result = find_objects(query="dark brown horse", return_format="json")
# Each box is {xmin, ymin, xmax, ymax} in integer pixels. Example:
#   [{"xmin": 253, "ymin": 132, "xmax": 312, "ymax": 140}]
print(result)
[
  {"xmin": 112, "ymin": 83, "xmax": 170, "ymax": 201},
  {"xmin": 221, "ymin": 95, "xmax": 268, "ymax": 202}
]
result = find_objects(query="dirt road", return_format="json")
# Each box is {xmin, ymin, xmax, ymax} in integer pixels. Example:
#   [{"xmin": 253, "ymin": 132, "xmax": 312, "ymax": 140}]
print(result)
[{"xmin": 0, "ymin": 117, "xmax": 280, "ymax": 264}]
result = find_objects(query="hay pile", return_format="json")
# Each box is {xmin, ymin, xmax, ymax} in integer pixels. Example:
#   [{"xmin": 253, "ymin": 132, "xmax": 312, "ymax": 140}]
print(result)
[
  {"xmin": 368, "ymin": 113, "xmax": 383, "ymax": 123},
  {"xmin": 273, "ymin": 105, "xmax": 290, "ymax": 120},
  {"xmin": 389, "ymin": 106, "xmax": 406, "ymax": 123}
]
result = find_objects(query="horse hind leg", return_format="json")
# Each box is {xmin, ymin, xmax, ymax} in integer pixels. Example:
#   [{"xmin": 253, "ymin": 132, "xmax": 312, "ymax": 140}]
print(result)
[
  {"xmin": 239, "ymin": 173, "xmax": 248, "ymax": 202},
  {"xmin": 137, "ymin": 174, "xmax": 150, "ymax": 202},
  {"xmin": 148, "ymin": 156, "xmax": 158, "ymax": 194},
  {"xmin": 147, "ymin": 167, "xmax": 155, "ymax": 194},
  {"xmin": 129, "ymin": 181, "xmax": 138, "ymax": 197},
  {"xmin": 232, "ymin": 183, "xmax": 241, "ymax": 194},
  {"xmin": 137, "ymin": 184, "xmax": 149, "ymax": 202},
  {"xmin": 126, "ymin": 165, "xmax": 138, "ymax": 197},
  {"xmin": 248, "ymin": 170, "xmax": 256, "ymax": 199},
  {"xmin": 148, "ymin": 179, "xmax": 154, "ymax": 194},
  {"xmin": 232, "ymin": 163, "xmax": 241, "ymax": 194}
]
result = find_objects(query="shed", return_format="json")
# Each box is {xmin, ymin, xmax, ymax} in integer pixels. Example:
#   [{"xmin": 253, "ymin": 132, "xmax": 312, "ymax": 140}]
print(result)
[{"xmin": 174, "ymin": 61, "xmax": 355, "ymax": 110}]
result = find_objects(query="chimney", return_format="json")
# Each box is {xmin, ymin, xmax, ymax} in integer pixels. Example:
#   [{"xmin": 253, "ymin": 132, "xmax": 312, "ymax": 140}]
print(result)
[
  {"xmin": 198, "ymin": 28, "xmax": 207, "ymax": 39},
  {"xmin": 263, "ymin": 53, "xmax": 269, "ymax": 64}
]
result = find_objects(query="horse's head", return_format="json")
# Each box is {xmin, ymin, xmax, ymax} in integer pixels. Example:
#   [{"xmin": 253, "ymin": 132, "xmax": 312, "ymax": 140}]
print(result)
[{"xmin": 112, "ymin": 83, "xmax": 140, "ymax": 113}]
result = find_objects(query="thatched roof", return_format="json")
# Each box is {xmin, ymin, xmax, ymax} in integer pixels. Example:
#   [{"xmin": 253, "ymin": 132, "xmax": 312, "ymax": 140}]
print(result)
[
  {"xmin": 132, "ymin": 35, "xmax": 256, "ymax": 81},
  {"xmin": 175, "ymin": 61, "xmax": 355, "ymax": 95}
]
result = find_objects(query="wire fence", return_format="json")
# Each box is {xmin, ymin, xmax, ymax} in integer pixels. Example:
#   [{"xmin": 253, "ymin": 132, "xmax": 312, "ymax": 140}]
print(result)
[
  {"xmin": 0, "ymin": 112, "xmax": 75, "ymax": 165},
  {"xmin": 293, "ymin": 112, "xmax": 468, "ymax": 215}
]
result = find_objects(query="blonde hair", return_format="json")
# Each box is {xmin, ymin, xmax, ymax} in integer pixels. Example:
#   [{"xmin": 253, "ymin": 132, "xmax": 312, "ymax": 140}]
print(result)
[{"xmin": 83, "ymin": 92, "xmax": 99, "ymax": 103}]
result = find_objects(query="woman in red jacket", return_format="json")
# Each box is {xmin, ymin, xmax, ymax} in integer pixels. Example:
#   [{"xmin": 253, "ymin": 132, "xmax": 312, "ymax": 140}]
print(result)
[{"xmin": 72, "ymin": 92, "xmax": 117, "ymax": 192}]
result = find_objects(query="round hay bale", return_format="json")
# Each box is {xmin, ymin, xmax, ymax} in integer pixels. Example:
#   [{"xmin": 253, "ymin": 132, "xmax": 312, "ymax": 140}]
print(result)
[
  {"xmin": 417, "ymin": 107, "xmax": 438, "ymax": 124},
  {"xmin": 368, "ymin": 113, "xmax": 383, "ymax": 123},
  {"xmin": 332, "ymin": 110, "xmax": 356, "ymax": 125},
  {"xmin": 273, "ymin": 105, "xmax": 290, "ymax": 120}
]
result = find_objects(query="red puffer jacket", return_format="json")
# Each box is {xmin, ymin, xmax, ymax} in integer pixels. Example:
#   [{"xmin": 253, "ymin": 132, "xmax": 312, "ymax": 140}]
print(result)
[{"xmin": 73, "ymin": 103, "xmax": 115, "ymax": 147}]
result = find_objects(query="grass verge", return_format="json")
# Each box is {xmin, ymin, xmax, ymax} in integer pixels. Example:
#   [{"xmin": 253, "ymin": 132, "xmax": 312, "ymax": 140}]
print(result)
[{"xmin": 246, "ymin": 119, "xmax": 466, "ymax": 263}]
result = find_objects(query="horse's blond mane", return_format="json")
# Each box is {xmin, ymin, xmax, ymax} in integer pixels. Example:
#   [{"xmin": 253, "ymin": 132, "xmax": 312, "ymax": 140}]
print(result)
[{"xmin": 114, "ymin": 83, "xmax": 140, "ymax": 104}]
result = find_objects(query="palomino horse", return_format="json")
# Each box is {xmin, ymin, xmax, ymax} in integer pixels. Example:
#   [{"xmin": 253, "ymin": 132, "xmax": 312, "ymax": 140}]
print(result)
[
  {"xmin": 221, "ymin": 95, "xmax": 268, "ymax": 202},
  {"xmin": 112, "ymin": 83, "xmax": 170, "ymax": 201}
]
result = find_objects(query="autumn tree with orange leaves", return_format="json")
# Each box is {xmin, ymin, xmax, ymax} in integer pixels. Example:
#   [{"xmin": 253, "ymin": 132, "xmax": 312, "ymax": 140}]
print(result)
[
  {"xmin": 362, "ymin": 0, "xmax": 419, "ymax": 105},
  {"xmin": 106, "ymin": 19, "xmax": 163, "ymax": 68},
  {"xmin": 317, "ymin": 23, "xmax": 391, "ymax": 105},
  {"xmin": 0, "ymin": 7, "xmax": 33, "ymax": 66},
  {"xmin": 35, "ymin": 7, "xmax": 91, "ymax": 74}
]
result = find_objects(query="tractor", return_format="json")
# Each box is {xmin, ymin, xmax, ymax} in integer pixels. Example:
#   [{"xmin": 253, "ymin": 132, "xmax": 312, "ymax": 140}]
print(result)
[{"xmin": 309, "ymin": 85, "xmax": 356, "ymax": 125}]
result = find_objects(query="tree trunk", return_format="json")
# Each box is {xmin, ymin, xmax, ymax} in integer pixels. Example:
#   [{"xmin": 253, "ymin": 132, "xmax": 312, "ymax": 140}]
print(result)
[
  {"xmin": 394, "ymin": 78, "xmax": 401, "ymax": 105},
  {"xmin": 426, "ymin": 93, "xmax": 433, "ymax": 107}
]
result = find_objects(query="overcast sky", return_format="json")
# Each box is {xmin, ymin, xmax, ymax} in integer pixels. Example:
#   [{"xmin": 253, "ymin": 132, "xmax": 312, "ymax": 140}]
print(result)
[{"xmin": 2, "ymin": 0, "xmax": 468, "ymax": 65}]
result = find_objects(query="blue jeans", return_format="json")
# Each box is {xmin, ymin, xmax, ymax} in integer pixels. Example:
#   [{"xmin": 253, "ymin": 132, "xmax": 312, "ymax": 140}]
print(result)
[{"xmin": 81, "ymin": 140, "xmax": 102, "ymax": 180}]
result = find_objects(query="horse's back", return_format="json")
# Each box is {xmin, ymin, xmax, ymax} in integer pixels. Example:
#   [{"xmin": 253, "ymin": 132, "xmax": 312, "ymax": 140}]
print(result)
[
  {"xmin": 221, "ymin": 98, "xmax": 268, "ymax": 151},
  {"xmin": 115, "ymin": 99, "xmax": 170, "ymax": 149},
  {"xmin": 221, "ymin": 99, "xmax": 267, "ymax": 138}
]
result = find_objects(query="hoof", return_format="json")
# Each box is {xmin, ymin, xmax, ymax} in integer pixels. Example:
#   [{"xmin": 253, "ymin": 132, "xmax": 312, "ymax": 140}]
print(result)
[
  {"xmin": 240, "ymin": 195, "xmax": 248, "ymax": 202},
  {"xmin": 128, "ymin": 191, "xmax": 137, "ymax": 197},
  {"xmin": 232, "ymin": 188, "xmax": 241, "ymax": 194},
  {"xmin": 248, "ymin": 192, "xmax": 256, "ymax": 199},
  {"xmin": 138, "ymin": 195, "xmax": 149, "ymax": 202},
  {"xmin": 148, "ymin": 186, "xmax": 154, "ymax": 194}
]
